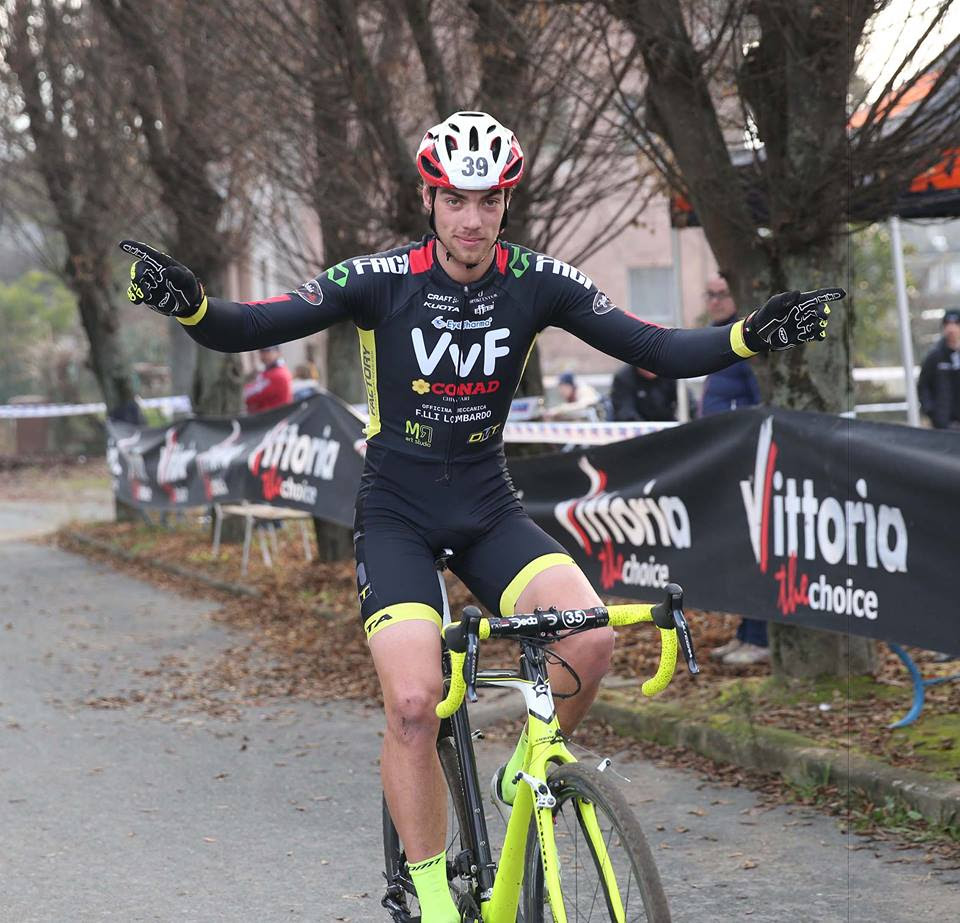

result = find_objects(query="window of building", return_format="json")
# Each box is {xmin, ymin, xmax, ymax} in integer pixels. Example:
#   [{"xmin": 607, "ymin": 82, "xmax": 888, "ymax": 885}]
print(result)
[{"xmin": 627, "ymin": 266, "xmax": 674, "ymax": 325}]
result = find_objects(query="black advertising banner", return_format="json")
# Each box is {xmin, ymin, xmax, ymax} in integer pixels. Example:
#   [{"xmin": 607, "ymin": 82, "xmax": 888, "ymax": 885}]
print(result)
[
  {"xmin": 106, "ymin": 392, "xmax": 366, "ymax": 528},
  {"xmin": 511, "ymin": 408, "xmax": 960, "ymax": 655},
  {"xmin": 107, "ymin": 400, "xmax": 959, "ymax": 653}
]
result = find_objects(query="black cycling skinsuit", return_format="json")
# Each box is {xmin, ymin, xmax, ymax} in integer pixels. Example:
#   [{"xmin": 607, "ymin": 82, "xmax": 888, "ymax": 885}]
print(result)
[{"xmin": 177, "ymin": 235, "xmax": 757, "ymax": 639}]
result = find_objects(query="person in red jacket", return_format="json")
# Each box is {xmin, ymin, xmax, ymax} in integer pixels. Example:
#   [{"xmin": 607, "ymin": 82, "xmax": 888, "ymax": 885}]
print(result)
[{"xmin": 243, "ymin": 346, "xmax": 293, "ymax": 414}]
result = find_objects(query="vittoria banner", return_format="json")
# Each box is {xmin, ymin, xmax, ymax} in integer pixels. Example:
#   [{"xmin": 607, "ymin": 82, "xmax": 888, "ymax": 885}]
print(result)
[
  {"xmin": 511, "ymin": 408, "xmax": 960, "ymax": 654},
  {"xmin": 106, "ymin": 392, "xmax": 366, "ymax": 528},
  {"xmin": 108, "ymin": 402, "xmax": 959, "ymax": 652}
]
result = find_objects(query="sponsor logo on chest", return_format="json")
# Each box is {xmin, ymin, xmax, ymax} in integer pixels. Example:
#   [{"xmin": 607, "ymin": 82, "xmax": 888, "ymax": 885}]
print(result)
[
  {"xmin": 431, "ymin": 316, "xmax": 493, "ymax": 331},
  {"xmin": 411, "ymin": 328, "xmax": 511, "ymax": 377},
  {"xmin": 424, "ymin": 293, "xmax": 459, "ymax": 312},
  {"xmin": 352, "ymin": 255, "xmax": 409, "ymax": 275}
]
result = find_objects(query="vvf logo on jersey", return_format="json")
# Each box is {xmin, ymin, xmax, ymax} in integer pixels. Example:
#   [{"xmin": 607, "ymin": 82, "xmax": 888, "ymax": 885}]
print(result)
[
  {"xmin": 412, "ymin": 327, "xmax": 510, "ymax": 376},
  {"xmin": 740, "ymin": 417, "xmax": 908, "ymax": 620},
  {"xmin": 553, "ymin": 457, "xmax": 690, "ymax": 592}
]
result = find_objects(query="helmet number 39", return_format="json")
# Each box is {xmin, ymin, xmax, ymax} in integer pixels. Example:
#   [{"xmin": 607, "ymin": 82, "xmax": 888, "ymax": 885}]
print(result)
[{"xmin": 461, "ymin": 156, "xmax": 488, "ymax": 177}]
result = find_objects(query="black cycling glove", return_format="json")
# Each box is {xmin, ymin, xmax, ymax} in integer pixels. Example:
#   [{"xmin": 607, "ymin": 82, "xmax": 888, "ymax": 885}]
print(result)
[
  {"xmin": 742, "ymin": 287, "xmax": 845, "ymax": 352},
  {"xmin": 120, "ymin": 239, "xmax": 205, "ymax": 317}
]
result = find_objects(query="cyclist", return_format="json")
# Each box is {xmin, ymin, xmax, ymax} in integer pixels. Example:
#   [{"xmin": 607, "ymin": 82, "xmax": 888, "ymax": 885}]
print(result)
[{"xmin": 122, "ymin": 110, "xmax": 843, "ymax": 923}]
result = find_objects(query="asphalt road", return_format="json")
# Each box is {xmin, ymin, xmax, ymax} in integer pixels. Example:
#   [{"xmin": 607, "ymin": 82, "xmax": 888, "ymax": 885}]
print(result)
[{"xmin": 1, "ymin": 500, "xmax": 957, "ymax": 921}]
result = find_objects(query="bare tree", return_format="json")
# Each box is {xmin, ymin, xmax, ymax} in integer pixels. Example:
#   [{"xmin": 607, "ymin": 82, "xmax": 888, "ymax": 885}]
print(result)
[
  {"xmin": 227, "ymin": 0, "xmax": 656, "ymax": 401},
  {"xmin": 1, "ymin": 0, "xmax": 138, "ymax": 415},
  {"xmin": 93, "ymin": 0, "xmax": 268, "ymax": 415},
  {"xmin": 593, "ymin": 0, "xmax": 960, "ymax": 677}
]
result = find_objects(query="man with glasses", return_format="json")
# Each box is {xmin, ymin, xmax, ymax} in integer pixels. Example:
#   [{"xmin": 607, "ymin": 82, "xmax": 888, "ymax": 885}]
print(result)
[
  {"xmin": 701, "ymin": 275, "xmax": 767, "ymax": 665},
  {"xmin": 700, "ymin": 277, "xmax": 761, "ymax": 416}
]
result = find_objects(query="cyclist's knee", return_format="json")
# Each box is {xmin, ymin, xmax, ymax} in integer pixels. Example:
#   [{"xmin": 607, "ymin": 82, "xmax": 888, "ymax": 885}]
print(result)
[
  {"xmin": 384, "ymin": 683, "xmax": 443, "ymax": 743},
  {"xmin": 511, "ymin": 561, "xmax": 600, "ymax": 616},
  {"xmin": 562, "ymin": 625, "xmax": 615, "ymax": 677}
]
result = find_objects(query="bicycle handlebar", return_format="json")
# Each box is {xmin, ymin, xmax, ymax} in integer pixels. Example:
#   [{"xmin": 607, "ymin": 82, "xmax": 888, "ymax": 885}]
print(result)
[{"xmin": 436, "ymin": 583, "xmax": 698, "ymax": 719}]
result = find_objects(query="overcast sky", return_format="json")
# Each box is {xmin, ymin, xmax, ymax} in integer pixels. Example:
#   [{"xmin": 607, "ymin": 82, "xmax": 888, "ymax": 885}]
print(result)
[{"xmin": 859, "ymin": 0, "xmax": 959, "ymax": 98}]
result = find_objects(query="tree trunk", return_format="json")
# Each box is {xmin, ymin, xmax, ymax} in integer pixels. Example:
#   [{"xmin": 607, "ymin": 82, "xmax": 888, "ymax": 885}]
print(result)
[
  {"xmin": 190, "ymin": 348, "xmax": 244, "ymax": 417},
  {"xmin": 770, "ymin": 247, "xmax": 853, "ymax": 413},
  {"xmin": 180, "ymin": 246, "xmax": 244, "ymax": 417},
  {"xmin": 312, "ymin": 319, "xmax": 361, "ymax": 560},
  {"xmin": 326, "ymin": 322, "xmax": 364, "ymax": 405},
  {"xmin": 68, "ymin": 269, "xmax": 140, "ymax": 525},
  {"xmin": 766, "ymin": 242, "xmax": 876, "ymax": 677},
  {"xmin": 169, "ymin": 322, "xmax": 198, "ymax": 397},
  {"xmin": 769, "ymin": 624, "xmax": 877, "ymax": 679},
  {"xmin": 71, "ymin": 279, "xmax": 137, "ymax": 414},
  {"xmin": 64, "ymin": 249, "xmax": 137, "ymax": 418},
  {"xmin": 313, "ymin": 515, "xmax": 354, "ymax": 560}
]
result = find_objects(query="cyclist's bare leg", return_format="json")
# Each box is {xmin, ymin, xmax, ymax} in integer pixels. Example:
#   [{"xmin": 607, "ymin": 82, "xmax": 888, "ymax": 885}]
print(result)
[
  {"xmin": 369, "ymin": 619, "xmax": 447, "ymax": 863},
  {"xmin": 514, "ymin": 563, "xmax": 613, "ymax": 732}
]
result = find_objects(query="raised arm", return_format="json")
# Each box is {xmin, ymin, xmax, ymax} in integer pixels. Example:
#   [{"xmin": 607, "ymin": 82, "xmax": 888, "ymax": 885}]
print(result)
[
  {"xmin": 120, "ymin": 240, "xmax": 357, "ymax": 352},
  {"xmin": 547, "ymin": 273, "xmax": 844, "ymax": 378}
]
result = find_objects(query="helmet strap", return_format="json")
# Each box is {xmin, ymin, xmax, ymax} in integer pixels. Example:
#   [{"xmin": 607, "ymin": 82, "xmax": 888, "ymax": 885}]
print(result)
[{"xmin": 428, "ymin": 187, "xmax": 438, "ymax": 235}]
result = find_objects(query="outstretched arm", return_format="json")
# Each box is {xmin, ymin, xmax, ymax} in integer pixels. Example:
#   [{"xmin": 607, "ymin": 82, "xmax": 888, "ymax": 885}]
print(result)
[
  {"xmin": 120, "ymin": 240, "xmax": 355, "ymax": 352},
  {"xmin": 551, "ymin": 283, "xmax": 844, "ymax": 378}
]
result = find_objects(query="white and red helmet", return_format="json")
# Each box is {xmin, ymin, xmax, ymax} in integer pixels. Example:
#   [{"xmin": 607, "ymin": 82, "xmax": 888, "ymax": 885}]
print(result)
[{"xmin": 416, "ymin": 111, "xmax": 524, "ymax": 191}]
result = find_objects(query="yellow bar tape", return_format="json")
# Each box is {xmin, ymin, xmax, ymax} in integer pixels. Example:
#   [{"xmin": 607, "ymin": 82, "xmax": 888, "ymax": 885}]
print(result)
[{"xmin": 607, "ymin": 604, "xmax": 677, "ymax": 696}]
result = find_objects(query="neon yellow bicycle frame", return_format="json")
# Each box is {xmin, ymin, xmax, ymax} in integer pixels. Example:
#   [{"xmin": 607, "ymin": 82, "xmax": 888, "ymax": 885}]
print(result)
[
  {"xmin": 434, "ymin": 598, "xmax": 686, "ymax": 922},
  {"xmin": 477, "ymin": 678, "xmax": 624, "ymax": 922}
]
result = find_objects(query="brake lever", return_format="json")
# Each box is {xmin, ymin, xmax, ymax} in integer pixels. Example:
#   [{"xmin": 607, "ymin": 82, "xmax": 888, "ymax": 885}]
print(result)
[
  {"xmin": 654, "ymin": 584, "xmax": 698, "ymax": 676},
  {"xmin": 465, "ymin": 630, "xmax": 479, "ymax": 703},
  {"xmin": 673, "ymin": 608, "xmax": 699, "ymax": 675},
  {"xmin": 462, "ymin": 605, "xmax": 482, "ymax": 703}
]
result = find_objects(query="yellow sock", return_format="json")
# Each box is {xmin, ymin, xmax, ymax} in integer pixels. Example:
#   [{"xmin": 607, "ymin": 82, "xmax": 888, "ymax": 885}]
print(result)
[{"xmin": 408, "ymin": 851, "xmax": 459, "ymax": 923}]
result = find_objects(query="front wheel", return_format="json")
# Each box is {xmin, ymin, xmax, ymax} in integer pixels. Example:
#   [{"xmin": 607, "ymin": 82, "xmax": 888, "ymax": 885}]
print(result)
[{"xmin": 521, "ymin": 762, "xmax": 670, "ymax": 922}]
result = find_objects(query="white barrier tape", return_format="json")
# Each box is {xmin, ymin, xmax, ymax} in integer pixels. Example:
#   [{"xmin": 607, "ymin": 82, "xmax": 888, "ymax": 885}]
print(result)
[
  {"xmin": 347, "ymin": 407, "xmax": 675, "ymax": 445},
  {"xmin": 0, "ymin": 395, "xmax": 192, "ymax": 419},
  {"xmin": 503, "ymin": 420, "xmax": 678, "ymax": 444}
]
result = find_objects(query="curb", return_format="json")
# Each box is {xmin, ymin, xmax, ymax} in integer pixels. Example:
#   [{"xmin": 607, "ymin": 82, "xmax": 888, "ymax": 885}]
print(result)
[
  {"xmin": 592, "ymin": 688, "xmax": 960, "ymax": 827},
  {"xmin": 60, "ymin": 530, "xmax": 262, "ymax": 598}
]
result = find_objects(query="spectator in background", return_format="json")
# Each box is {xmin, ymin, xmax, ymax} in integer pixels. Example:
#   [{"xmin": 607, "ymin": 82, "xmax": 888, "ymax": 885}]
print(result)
[
  {"xmin": 291, "ymin": 363, "xmax": 321, "ymax": 402},
  {"xmin": 700, "ymin": 275, "xmax": 768, "ymax": 665},
  {"xmin": 699, "ymin": 276, "xmax": 761, "ymax": 416},
  {"xmin": 610, "ymin": 364, "xmax": 677, "ymax": 421},
  {"xmin": 918, "ymin": 308, "xmax": 960, "ymax": 430},
  {"xmin": 243, "ymin": 346, "xmax": 292, "ymax": 414},
  {"xmin": 542, "ymin": 371, "xmax": 602, "ymax": 420}
]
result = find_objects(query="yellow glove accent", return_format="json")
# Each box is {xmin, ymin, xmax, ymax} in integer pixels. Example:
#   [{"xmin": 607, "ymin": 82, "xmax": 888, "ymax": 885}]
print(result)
[
  {"xmin": 730, "ymin": 319, "xmax": 759, "ymax": 358},
  {"xmin": 176, "ymin": 294, "xmax": 208, "ymax": 327}
]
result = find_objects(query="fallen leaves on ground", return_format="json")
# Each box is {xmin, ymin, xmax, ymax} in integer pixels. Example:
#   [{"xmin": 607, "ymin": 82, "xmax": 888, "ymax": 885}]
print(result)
[
  {"xmin": 52, "ymin": 512, "xmax": 958, "ymax": 775},
  {"xmin": 36, "ymin": 490, "xmax": 960, "ymax": 869}
]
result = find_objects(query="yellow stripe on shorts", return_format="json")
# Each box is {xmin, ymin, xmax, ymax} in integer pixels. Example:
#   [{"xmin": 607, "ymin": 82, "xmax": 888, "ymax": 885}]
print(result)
[
  {"xmin": 364, "ymin": 602, "xmax": 442, "ymax": 641},
  {"xmin": 499, "ymin": 552, "xmax": 576, "ymax": 617}
]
